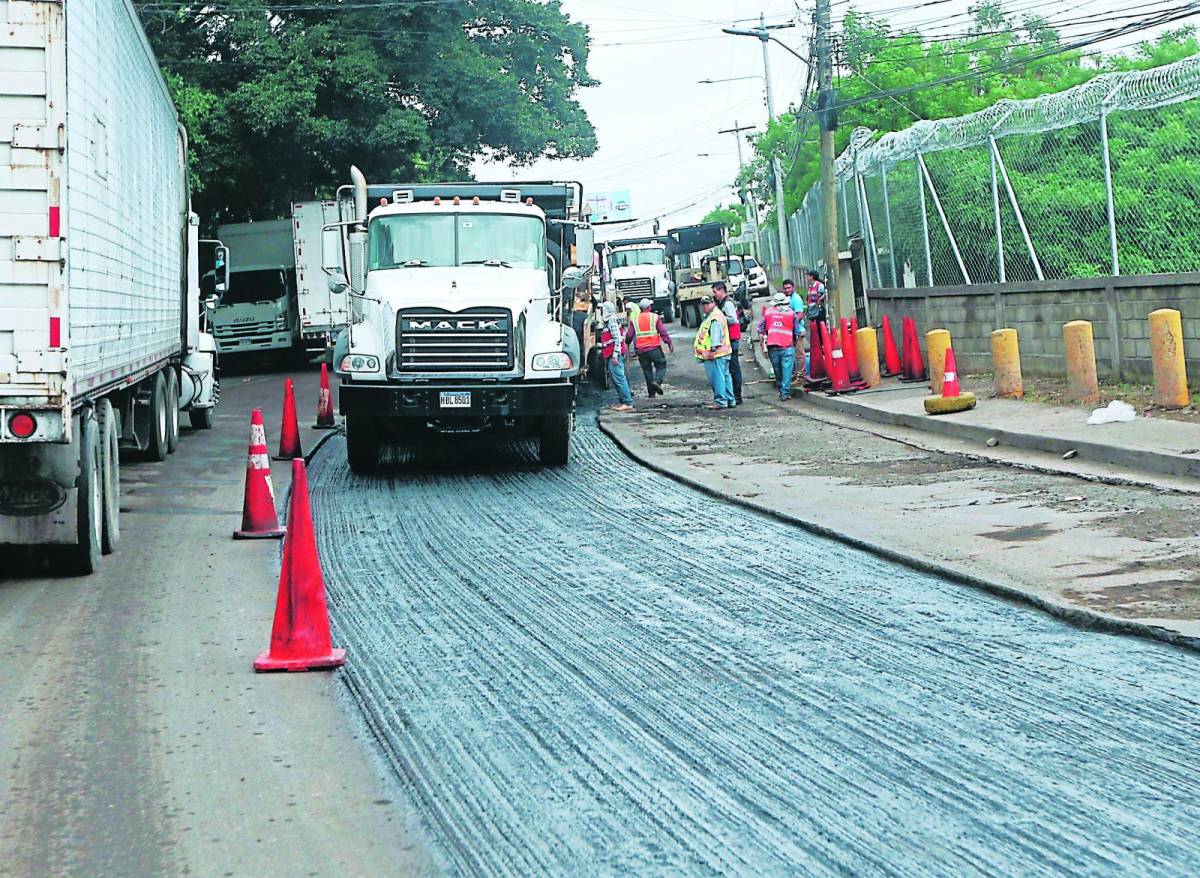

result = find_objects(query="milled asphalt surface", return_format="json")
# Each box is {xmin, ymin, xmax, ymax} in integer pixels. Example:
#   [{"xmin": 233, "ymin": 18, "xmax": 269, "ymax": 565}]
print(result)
[
  {"xmin": 309, "ymin": 389, "xmax": 1200, "ymax": 877},
  {"xmin": 0, "ymin": 362, "xmax": 434, "ymax": 877}
]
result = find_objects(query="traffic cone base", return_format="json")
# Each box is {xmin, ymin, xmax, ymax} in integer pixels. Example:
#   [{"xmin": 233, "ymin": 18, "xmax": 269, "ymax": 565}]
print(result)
[
  {"xmin": 275, "ymin": 377, "xmax": 304, "ymax": 460},
  {"xmin": 254, "ymin": 458, "xmax": 345, "ymax": 673},
  {"xmin": 312, "ymin": 362, "xmax": 336, "ymax": 429},
  {"xmin": 235, "ymin": 410, "xmax": 285, "ymax": 540}
]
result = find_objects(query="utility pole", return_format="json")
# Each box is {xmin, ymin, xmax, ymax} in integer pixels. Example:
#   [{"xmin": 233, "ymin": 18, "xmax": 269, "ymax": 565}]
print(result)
[
  {"xmin": 816, "ymin": 0, "xmax": 840, "ymax": 320},
  {"xmin": 722, "ymin": 13, "xmax": 798, "ymax": 278},
  {"xmin": 718, "ymin": 120, "xmax": 766, "ymax": 262}
]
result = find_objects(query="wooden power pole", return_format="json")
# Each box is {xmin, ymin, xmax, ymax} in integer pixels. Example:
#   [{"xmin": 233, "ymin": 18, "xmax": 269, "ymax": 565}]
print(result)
[{"xmin": 816, "ymin": 0, "xmax": 840, "ymax": 320}]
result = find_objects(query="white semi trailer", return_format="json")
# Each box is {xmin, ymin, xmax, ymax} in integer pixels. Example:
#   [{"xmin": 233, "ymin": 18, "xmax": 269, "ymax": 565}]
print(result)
[{"xmin": 0, "ymin": 0, "xmax": 222, "ymax": 573}]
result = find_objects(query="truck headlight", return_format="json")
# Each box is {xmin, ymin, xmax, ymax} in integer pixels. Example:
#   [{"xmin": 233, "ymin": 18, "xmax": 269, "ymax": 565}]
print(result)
[
  {"xmin": 339, "ymin": 354, "xmax": 380, "ymax": 372},
  {"xmin": 532, "ymin": 352, "xmax": 573, "ymax": 371}
]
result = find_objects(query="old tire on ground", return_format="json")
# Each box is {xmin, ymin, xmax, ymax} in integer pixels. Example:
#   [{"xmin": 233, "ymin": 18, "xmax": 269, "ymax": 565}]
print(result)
[
  {"xmin": 346, "ymin": 414, "xmax": 381, "ymax": 473},
  {"xmin": 189, "ymin": 406, "xmax": 215, "ymax": 430},
  {"xmin": 145, "ymin": 371, "xmax": 169, "ymax": 462},
  {"xmin": 165, "ymin": 368, "xmax": 180, "ymax": 454},
  {"xmin": 924, "ymin": 391, "xmax": 977, "ymax": 415},
  {"xmin": 97, "ymin": 398, "xmax": 120, "ymax": 555},
  {"xmin": 52, "ymin": 408, "xmax": 102, "ymax": 575},
  {"xmin": 539, "ymin": 412, "xmax": 571, "ymax": 466}
]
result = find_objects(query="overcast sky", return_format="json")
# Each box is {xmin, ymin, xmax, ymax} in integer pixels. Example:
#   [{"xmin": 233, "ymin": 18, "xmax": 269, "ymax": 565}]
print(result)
[{"xmin": 473, "ymin": 0, "xmax": 1200, "ymax": 240}]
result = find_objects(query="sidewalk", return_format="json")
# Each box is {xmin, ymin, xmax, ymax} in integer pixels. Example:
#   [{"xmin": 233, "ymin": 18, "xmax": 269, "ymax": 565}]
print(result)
[{"xmin": 598, "ymin": 344, "xmax": 1200, "ymax": 648}]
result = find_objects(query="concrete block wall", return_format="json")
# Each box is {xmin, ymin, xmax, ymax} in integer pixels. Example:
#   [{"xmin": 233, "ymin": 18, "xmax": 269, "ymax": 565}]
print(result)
[{"xmin": 866, "ymin": 273, "xmax": 1200, "ymax": 384}]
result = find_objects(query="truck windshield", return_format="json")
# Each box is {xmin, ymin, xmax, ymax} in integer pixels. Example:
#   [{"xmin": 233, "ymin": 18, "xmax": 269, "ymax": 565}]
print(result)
[
  {"xmin": 219, "ymin": 269, "xmax": 288, "ymax": 306},
  {"xmin": 609, "ymin": 249, "xmax": 665, "ymax": 269},
  {"xmin": 369, "ymin": 213, "xmax": 546, "ymax": 269}
]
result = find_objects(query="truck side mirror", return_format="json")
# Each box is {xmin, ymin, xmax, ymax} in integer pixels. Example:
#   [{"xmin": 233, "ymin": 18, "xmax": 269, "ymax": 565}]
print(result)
[
  {"xmin": 214, "ymin": 245, "xmax": 229, "ymax": 294},
  {"xmin": 328, "ymin": 271, "xmax": 349, "ymax": 295},
  {"xmin": 203, "ymin": 294, "xmax": 220, "ymax": 310}
]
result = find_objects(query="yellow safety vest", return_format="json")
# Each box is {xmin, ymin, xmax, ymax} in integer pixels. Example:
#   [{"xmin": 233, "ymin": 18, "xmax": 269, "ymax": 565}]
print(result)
[{"xmin": 694, "ymin": 309, "xmax": 732, "ymax": 359}]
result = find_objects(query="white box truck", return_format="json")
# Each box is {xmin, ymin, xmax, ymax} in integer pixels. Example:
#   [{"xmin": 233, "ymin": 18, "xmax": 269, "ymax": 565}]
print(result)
[
  {"xmin": 210, "ymin": 219, "xmax": 298, "ymax": 358},
  {"xmin": 292, "ymin": 200, "xmax": 349, "ymax": 355},
  {"xmin": 0, "ymin": 0, "xmax": 221, "ymax": 573}
]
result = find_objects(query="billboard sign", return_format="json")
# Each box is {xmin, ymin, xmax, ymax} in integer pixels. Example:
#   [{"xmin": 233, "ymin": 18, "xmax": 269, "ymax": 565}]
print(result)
[{"xmin": 585, "ymin": 190, "xmax": 633, "ymax": 223}]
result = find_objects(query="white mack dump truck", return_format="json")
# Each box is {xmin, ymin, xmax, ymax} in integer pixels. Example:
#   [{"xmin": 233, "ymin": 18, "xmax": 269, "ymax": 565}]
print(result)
[
  {"xmin": 325, "ymin": 169, "xmax": 592, "ymax": 469},
  {"xmin": 0, "ymin": 0, "xmax": 223, "ymax": 573},
  {"xmin": 605, "ymin": 236, "xmax": 675, "ymax": 322}
]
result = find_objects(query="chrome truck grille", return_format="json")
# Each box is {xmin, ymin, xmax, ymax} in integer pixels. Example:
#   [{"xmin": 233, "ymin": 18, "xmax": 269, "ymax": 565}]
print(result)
[
  {"xmin": 396, "ymin": 307, "xmax": 514, "ymax": 372},
  {"xmin": 615, "ymin": 277, "xmax": 654, "ymax": 297},
  {"xmin": 215, "ymin": 319, "xmax": 277, "ymax": 340}
]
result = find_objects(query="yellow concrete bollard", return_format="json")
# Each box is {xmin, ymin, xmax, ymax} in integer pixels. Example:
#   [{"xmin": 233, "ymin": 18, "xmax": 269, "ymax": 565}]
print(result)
[
  {"xmin": 1148, "ymin": 309, "xmax": 1190, "ymax": 409},
  {"xmin": 990, "ymin": 328, "xmax": 1023, "ymax": 399},
  {"xmin": 925, "ymin": 329, "xmax": 951, "ymax": 395},
  {"xmin": 855, "ymin": 327, "xmax": 881, "ymax": 388},
  {"xmin": 1062, "ymin": 320, "xmax": 1100, "ymax": 405}
]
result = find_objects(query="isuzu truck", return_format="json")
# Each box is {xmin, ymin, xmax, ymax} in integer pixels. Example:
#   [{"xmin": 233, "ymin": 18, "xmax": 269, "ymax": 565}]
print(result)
[
  {"xmin": 211, "ymin": 219, "xmax": 298, "ymax": 359},
  {"xmin": 325, "ymin": 169, "xmax": 592, "ymax": 469},
  {"xmin": 0, "ymin": 0, "xmax": 222, "ymax": 573}
]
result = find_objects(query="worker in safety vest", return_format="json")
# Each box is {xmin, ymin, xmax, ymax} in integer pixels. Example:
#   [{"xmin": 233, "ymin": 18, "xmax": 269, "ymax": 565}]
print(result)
[
  {"xmin": 712, "ymin": 281, "xmax": 744, "ymax": 405},
  {"xmin": 599, "ymin": 301, "xmax": 634, "ymax": 412},
  {"xmin": 624, "ymin": 297, "xmax": 674, "ymax": 397},
  {"xmin": 694, "ymin": 295, "xmax": 735, "ymax": 410},
  {"xmin": 758, "ymin": 292, "xmax": 804, "ymax": 400}
]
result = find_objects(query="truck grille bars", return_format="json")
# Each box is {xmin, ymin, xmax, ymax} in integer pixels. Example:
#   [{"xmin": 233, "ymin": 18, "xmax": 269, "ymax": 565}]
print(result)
[
  {"xmin": 615, "ymin": 277, "xmax": 654, "ymax": 297},
  {"xmin": 396, "ymin": 307, "xmax": 514, "ymax": 372}
]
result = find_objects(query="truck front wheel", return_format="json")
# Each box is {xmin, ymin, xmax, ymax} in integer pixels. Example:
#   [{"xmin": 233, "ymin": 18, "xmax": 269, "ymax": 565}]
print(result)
[
  {"xmin": 539, "ymin": 412, "xmax": 571, "ymax": 466},
  {"xmin": 346, "ymin": 415, "xmax": 380, "ymax": 473}
]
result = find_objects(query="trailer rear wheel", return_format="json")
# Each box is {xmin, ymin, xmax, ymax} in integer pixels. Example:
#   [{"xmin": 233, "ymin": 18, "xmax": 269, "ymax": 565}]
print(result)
[
  {"xmin": 165, "ymin": 368, "xmax": 180, "ymax": 454},
  {"xmin": 52, "ymin": 409, "xmax": 102, "ymax": 575},
  {"xmin": 189, "ymin": 406, "xmax": 214, "ymax": 430},
  {"xmin": 145, "ymin": 371, "xmax": 169, "ymax": 462},
  {"xmin": 539, "ymin": 412, "xmax": 571, "ymax": 466},
  {"xmin": 346, "ymin": 415, "xmax": 380, "ymax": 473},
  {"xmin": 97, "ymin": 398, "xmax": 120, "ymax": 555}
]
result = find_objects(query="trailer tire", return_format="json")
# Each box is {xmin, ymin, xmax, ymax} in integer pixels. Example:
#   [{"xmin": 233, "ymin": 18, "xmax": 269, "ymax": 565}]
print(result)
[
  {"xmin": 165, "ymin": 368, "xmax": 180, "ymax": 454},
  {"xmin": 346, "ymin": 415, "xmax": 380, "ymax": 473},
  {"xmin": 189, "ymin": 406, "xmax": 215, "ymax": 430},
  {"xmin": 145, "ymin": 372, "xmax": 169, "ymax": 462},
  {"xmin": 52, "ymin": 409, "xmax": 102, "ymax": 575},
  {"xmin": 539, "ymin": 412, "xmax": 571, "ymax": 466},
  {"xmin": 97, "ymin": 398, "xmax": 120, "ymax": 555}
]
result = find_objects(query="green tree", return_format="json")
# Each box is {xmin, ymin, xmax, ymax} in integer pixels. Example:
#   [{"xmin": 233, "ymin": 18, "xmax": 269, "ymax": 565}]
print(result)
[
  {"xmin": 701, "ymin": 203, "xmax": 745, "ymax": 238},
  {"xmin": 137, "ymin": 0, "xmax": 597, "ymax": 224}
]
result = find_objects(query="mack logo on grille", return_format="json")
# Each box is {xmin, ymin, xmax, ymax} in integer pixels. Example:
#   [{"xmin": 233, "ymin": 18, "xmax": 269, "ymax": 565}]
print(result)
[{"xmin": 405, "ymin": 318, "xmax": 505, "ymax": 332}]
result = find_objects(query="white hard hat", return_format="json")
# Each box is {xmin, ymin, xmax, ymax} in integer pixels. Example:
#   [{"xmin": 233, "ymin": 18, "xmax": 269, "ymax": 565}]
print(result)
[{"xmin": 639, "ymin": 298, "xmax": 653, "ymax": 310}]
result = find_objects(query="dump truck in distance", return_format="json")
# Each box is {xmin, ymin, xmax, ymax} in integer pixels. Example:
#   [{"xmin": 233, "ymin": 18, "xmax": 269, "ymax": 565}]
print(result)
[{"xmin": 0, "ymin": 0, "xmax": 222, "ymax": 573}]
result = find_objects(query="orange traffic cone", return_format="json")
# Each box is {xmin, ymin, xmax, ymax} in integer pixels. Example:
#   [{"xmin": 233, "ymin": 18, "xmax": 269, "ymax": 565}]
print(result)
[
  {"xmin": 234, "ymin": 409, "xmax": 285, "ymax": 540},
  {"xmin": 941, "ymin": 346, "xmax": 962, "ymax": 398},
  {"xmin": 881, "ymin": 315, "xmax": 901, "ymax": 376},
  {"xmin": 275, "ymin": 378, "xmax": 303, "ymax": 460},
  {"xmin": 820, "ymin": 322, "xmax": 835, "ymax": 382},
  {"xmin": 841, "ymin": 318, "xmax": 861, "ymax": 380},
  {"xmin": 827, "ymin": 328, "xmax": 854, "ymax": 394},
  {"xmin": 902, "ymin": 317, "xmax": 927, "ymax": 382},
  {"xmin": 312, "ymin": 362, "xmax": 335, "ymax": 429},
  {"xmin": 808, "ymin": 320, "xmax": 827, "ymax": 381},
  {"xmin": 924, "ymin": 346, "xmax": 977, "ymax": 414},
  {"xmin": 254, "ymin": 458, "xmax": 346, "ymax": 672}
]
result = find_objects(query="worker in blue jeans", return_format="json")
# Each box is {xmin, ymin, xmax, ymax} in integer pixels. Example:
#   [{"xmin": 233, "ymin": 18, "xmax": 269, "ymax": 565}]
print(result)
[
  {"xmin": 599, "ymin": 302, "xmax": 634, "ymax": 412},
  {"xmin": 694, "ymin": 296, "xmax": 736, "ymax": 409},
  {"xmin": 758, "ymin": 292, "xmax": 804, "ymax": 399}
]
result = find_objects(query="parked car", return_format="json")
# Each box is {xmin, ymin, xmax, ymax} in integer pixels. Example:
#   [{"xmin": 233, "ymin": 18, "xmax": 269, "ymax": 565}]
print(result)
[{"xmin": 743, "ymin": 256, "xmax": 770, "ymax": 295}]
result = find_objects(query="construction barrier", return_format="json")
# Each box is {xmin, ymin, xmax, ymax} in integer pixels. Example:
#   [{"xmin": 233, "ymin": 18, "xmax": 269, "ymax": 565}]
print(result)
[
  {"xmin": 925, "ymin": 329, "xmax": 951, "ymax": 396},
  {"xmin": 1148, "ymin": 309, "xmax": 1190, "ymax": 409},
  {"xmin": 990, "ymin": 328, "xmax": 1024, "ymax": 399},
  {"xmin": 1062, "ymin": 320, "xmax": 1100, "ymax": 405},
  {"xmin": 855, "ymin": 327, "xmax": 881, "ymax": 388}
]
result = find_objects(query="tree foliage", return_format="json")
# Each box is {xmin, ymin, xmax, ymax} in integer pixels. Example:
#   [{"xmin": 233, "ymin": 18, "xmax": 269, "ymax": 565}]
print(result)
[
  {"xmin": 137, "ymin": 0, "xmax": 597, "ymax": 223},
  {"xmin": 701, "ymin": 203, "xmax": 745, "ymax": 238}
]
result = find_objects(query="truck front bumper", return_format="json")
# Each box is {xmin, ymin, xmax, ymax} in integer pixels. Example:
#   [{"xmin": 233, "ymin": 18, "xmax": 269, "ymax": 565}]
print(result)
[
  {"xmin": 215, "ymin": 331, "xmax": 294, "ymax": 353},
  {"xmin": 340, "ymin": 381, "xmax": 575, "ymax": 418}
]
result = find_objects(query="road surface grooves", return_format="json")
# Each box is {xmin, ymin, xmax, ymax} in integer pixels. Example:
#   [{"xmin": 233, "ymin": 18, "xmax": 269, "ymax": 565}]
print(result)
[{"xmin": 308, "ymin": 401, "xmax": 1200, "ymax": 877}]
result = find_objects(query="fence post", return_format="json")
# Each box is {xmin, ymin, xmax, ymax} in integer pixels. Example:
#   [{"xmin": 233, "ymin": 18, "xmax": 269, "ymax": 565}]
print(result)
[
  {"xmin": 881, "ymin": 167, "xmax": 898, "ymax": 288},
  {"xmin": 916, "ymin": 154, "xmax": 934, "ymax": 286},
  {"xmin": 1099, "ymin": 105, "xmax": 1121, "ymax": 276},
  {"xmin": 858, "ymin": 173, "xmax": 883, "ymax": 289},
  {"xmin": 840, "ymin": 177, "xmax": 851, "ymax": 241},
  {"xmin": 990, "ymin": 135, "xmax": 1044, "ymax": 281},
  {"xmin": 989, "ymin": 140, "xmax": 1005, "ymax": 284},
  {"xmin": 917, "ymin": 153, "xmax": 972, "ymax": 285}
]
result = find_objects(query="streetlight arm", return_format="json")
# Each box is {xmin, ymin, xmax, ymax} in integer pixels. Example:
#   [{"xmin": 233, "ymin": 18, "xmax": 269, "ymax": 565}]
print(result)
[
  {"xmin": 722, "ymin": 26, "xmax": 767, "ymax": 39},
  {"xmin": 769, "ymin": 35, "xmax": 810, "ymax": 64}
]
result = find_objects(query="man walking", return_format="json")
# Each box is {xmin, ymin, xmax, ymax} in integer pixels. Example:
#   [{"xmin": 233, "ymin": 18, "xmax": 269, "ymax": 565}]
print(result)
[
  {"xmin": 599, "ymin": 301, "xmax": 634, "ymax": 412},
  {"xmin": 758, "ymin": 292, "xmax": 803, "ymax": 400},
  {"xmin": 712, "ymin": 281, "xmax": 744, "ymax": 405},
  {"xmin": 694, "ymin": 295, "xmax": 735, "ymax": 410},
  {"xmin": 625, "ymin": 297, "xmax": 674, "ymax": 396}
]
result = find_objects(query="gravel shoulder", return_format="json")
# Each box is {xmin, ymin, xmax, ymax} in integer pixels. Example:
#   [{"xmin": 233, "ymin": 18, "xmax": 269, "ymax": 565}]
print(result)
[{"xmin": 599, "ymin": 345, "xmax": 1200, "ymax": 646}]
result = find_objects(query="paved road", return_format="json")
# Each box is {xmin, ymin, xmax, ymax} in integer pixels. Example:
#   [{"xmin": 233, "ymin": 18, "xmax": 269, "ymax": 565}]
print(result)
[
  {"xmin": 310, "ymin": 391, "xmax": 1200, "ymax": 877},
  {"xmin": 0, "ymin": 364, "xmax": 434, "ymax": 877}
]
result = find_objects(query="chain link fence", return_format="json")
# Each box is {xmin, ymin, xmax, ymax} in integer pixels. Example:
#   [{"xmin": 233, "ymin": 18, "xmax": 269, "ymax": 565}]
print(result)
[{"xmin": 777, "ymin": 53, "xmax": 1200, "ymax": 289}]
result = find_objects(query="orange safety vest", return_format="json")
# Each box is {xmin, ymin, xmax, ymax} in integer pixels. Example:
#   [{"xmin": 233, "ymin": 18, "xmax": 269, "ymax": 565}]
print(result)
[{"xmin": 633, "ymin": 311, "xmax": 662, "ymax": 352}]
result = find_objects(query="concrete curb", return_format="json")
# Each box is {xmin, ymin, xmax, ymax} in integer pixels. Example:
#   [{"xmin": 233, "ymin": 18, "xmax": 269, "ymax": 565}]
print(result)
[{"xmin": 597, "ymin": 414, "xmax": 1200, "ymax": 655}]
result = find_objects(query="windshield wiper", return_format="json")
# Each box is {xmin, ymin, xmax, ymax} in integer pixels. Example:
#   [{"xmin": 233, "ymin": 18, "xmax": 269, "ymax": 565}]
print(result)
[{"xmin": 462, "ymin": 259, "xmax": 513, "ymax": 268}]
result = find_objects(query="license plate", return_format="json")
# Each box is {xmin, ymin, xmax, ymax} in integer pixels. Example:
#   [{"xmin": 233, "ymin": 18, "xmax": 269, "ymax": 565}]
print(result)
[{"xmin": 439, "ymin": 392, "xmax": 471, "ymax": 409}]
